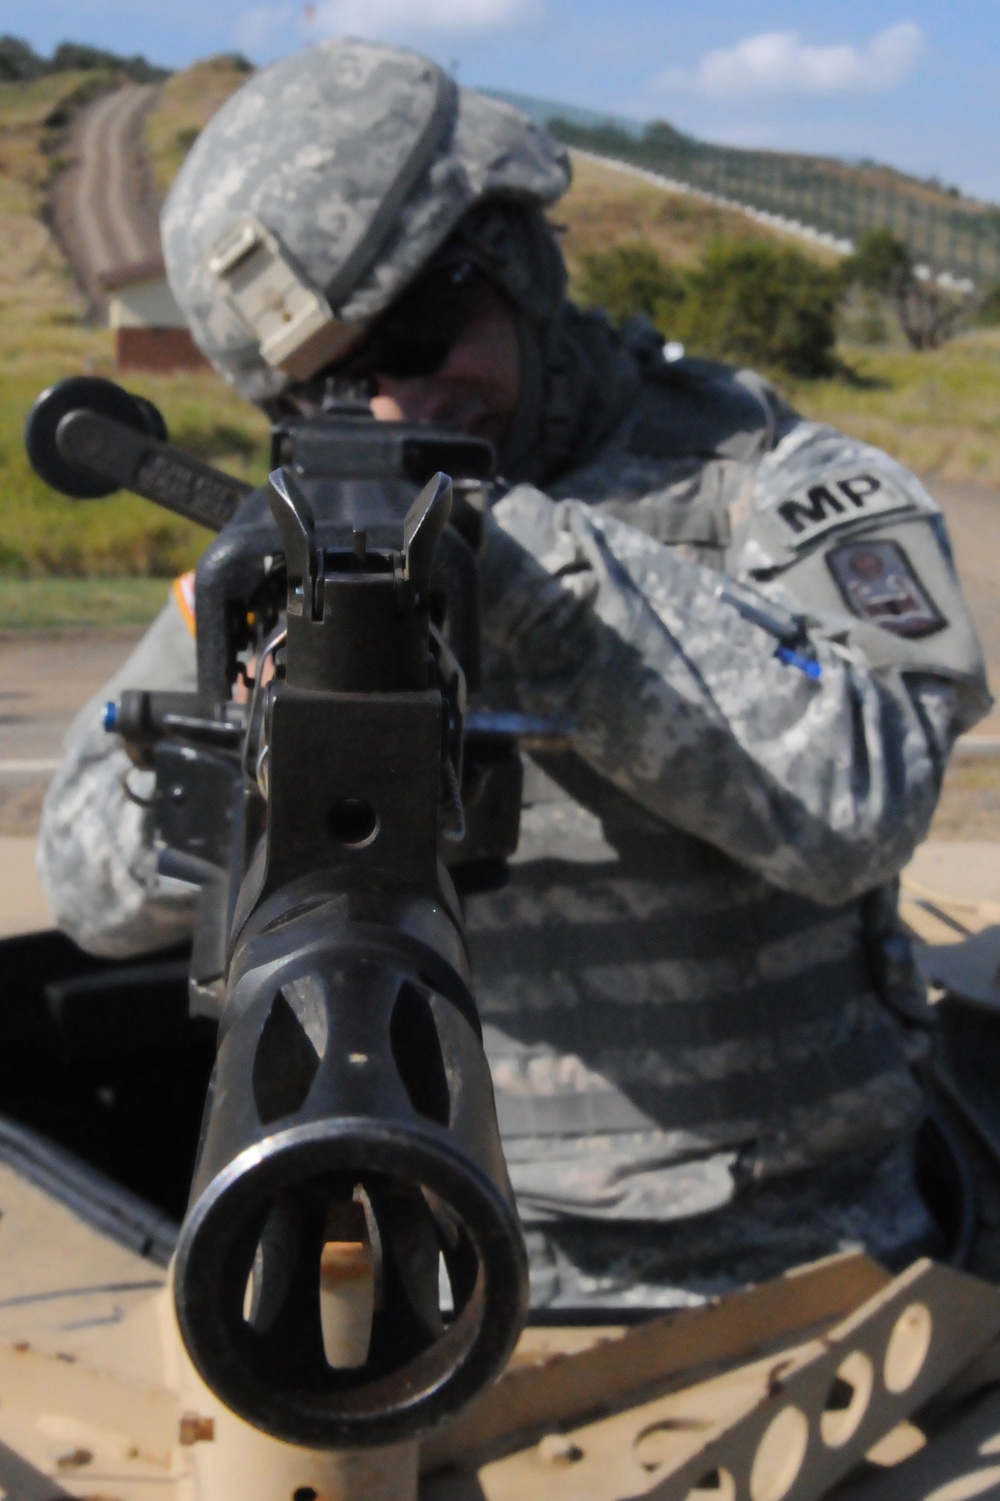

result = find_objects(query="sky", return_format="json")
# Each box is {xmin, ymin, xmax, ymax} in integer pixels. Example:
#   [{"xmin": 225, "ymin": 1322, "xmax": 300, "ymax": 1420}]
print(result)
[{"xmin": 4, "ymin": 0, "xmax": 1000, "ymax": 201}]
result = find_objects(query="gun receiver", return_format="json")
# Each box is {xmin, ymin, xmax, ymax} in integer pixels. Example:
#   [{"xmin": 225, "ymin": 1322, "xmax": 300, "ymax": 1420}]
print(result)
[{"xmin": 25, "ymin": 380, "xmax": 529, "ymax": 1448}]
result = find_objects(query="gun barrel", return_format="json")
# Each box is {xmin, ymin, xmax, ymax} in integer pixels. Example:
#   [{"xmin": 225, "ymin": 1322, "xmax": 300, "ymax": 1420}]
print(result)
[
  {"xmin": 171, "ymin": 471, "xmax": 528, "ymax": 1448},
  {"xmin": 175, "ymin": 888, "xmax": 527, "ymax": 1448}
]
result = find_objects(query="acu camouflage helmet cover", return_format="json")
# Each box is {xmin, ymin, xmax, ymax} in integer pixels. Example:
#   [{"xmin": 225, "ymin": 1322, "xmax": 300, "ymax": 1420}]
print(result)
[{"xmin": 161, "ymin": 38, "xmax": 571, "ymax": 402}]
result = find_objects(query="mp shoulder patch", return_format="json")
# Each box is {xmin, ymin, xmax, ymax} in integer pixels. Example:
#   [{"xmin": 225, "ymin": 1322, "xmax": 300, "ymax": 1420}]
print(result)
[
  {"xmin": 765, "ymin": 468, "xmax": 920, "ymax": 548},
  {"xmin": 826, "ymin": 539, "xmax": 946, "ymax": 638}
]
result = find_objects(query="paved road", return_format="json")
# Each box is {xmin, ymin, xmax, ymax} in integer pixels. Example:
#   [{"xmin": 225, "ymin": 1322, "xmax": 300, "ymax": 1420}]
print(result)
[
  {"xmin": 0, "ymin": 629, "xmax": 147, "ymax": 838},
  {"xmin": 933, "ymin": 481, "xmax": 1000, "ymax": 737},
  {"xmin": 0, "ymin": 630, "xmax": 149, "ymax": 762},
  {"xmin": 51, "ymin": 84, "xmax": 162, "ymax": 308},
  {"xmin": 0, "ymin": 480, "xmax": 993, "ymax": 835}
]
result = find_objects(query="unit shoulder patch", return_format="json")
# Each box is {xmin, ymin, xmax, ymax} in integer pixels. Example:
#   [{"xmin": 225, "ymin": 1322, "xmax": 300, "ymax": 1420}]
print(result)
[
  {"xmin": 826, "ymin": 540, "xmax": 946, "ymax": 638},
  {"xmin": 762, "ymin": 467, "xmax": 922, "ymax": 550}
]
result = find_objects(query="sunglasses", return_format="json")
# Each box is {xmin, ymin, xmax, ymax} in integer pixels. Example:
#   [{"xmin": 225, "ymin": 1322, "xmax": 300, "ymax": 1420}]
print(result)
[{"xmin": 340, "ymin": 261, "xmax": 488, "ymax": 382}]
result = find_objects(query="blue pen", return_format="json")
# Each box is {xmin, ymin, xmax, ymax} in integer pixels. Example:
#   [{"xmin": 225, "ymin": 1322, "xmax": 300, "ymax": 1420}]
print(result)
[
  {"xmin": 718, "ymin": 583, "xmax": 823, "ymax": 681},
  {"xmin": 775, "ymin": 645, "xmax": 823, "ymax": 680}
]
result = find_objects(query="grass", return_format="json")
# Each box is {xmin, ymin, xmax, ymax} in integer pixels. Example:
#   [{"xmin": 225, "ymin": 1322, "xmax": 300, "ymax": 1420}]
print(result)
[
  {"xmin": 144, "ymin": 56, "xmax": 251, "ymax": 195},
  {"xmin": 0, "ymin": 298, "xmax": 271, "ymax": 579},
  {"xmin": 0, "ymin": 68, "xmax": 271, "ymax": 579},
  {"xmin": 0, "ymin": 70, "xmax": 115, "ymax": 131},
  {"xmin": 1, "ymin": 354, "xmax": 270, "ymax": 577},
  {"xmin": 0, "ymin": 576, "xmax": 170, "ymax": 629},
  {"xmin": 783, "ymin": 331, "xmax": 1000, "ymax": 487}
]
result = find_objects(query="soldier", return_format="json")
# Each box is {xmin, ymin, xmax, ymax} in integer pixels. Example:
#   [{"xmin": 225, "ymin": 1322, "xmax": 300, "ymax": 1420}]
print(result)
[{"xmin": 38, "ymin": 39, "xmax": 992, "ymax": 1308}]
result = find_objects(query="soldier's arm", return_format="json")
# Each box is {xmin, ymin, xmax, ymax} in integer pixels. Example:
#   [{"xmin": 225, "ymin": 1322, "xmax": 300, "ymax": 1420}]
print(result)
[
  {"xmin": 478, "ymin": 429, "xmax": 991, "ymax": 906},
  {"xmin": 37, "ymin": 587, "xmax": 200, "ymax": 957}
]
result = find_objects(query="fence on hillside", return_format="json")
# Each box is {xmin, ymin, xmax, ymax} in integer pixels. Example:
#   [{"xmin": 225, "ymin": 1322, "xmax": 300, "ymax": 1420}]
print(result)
[{"xmin": 551, "ymin": 120, "xmax": 1000, "ymax": 287}]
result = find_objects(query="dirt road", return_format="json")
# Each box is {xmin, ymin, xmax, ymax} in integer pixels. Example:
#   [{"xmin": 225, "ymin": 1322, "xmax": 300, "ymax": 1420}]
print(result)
[{"xmin": 50, "ymin": 83, "xmax": 162, "ymax": 309}]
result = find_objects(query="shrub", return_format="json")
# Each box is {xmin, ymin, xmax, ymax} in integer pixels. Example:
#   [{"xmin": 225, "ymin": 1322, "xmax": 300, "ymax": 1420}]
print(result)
[
  {"xmin": 0, "ymin": 34, "xmax": 167, "ymax": 84},
  {"xmin": 574, "ymin": 237, "xmax": 843, "ymax": 377},
  {"xmin": 202, "ymin": 52, "xmax": 254, "ymax": 73},
  {"xmin": 50, "ymin": 42, "xmax": 167, "ymax": 81},
  {"xmin": 675, "ymin": 239, "xmax": 842, "ymax": 377},
  {"xmin": 840, "ymin": 287, "xmax": 890, "ymax": 345},
  {"xmin": 577, "ymin": 242, "xmax": 685, "ymax": 329}
]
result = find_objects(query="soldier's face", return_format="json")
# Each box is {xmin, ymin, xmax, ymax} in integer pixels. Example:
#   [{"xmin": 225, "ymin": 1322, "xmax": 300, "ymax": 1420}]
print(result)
[{"xmin": 369, "ymin": 280, "xmax": 520, "ymax": 449}]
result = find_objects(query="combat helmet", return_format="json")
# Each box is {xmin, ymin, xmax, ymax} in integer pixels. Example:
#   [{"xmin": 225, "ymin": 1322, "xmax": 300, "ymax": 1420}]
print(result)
[{"xmin": 161, "ymin": 38, "xmax": 571, "ymax": 405}]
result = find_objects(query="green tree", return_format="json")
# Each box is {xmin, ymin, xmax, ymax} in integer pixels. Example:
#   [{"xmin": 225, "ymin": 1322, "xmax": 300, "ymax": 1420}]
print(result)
[
  {"xmin": 0, "ymin": 33, "xmax": 168, "ymax": 84},
  {"xmin": 576, "ymin": 242, "xmax": 685, "ymax": 330},
  {"xmin": 50, "ymin": 41, "xmax": 168, "ymax": 81},
  {"xmin": 843, "ymin": 228, "xmax": 912, "ymax": 296},
  {"xmin": 0, "ymin": 35, "xmax": 45, "ymax": 80},
  {"xmin": 843, "ymin": 228, "xmax": 970, "ymax": 350},
  {"xmin": 676, "ymin": 239, "xmax": 842, "ymax": 377}
]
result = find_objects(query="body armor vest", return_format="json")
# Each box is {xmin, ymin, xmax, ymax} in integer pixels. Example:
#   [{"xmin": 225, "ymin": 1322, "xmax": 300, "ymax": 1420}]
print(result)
[{"xmin": 465, "ymin": 357, "xmax": 925, "ymax": 1242}]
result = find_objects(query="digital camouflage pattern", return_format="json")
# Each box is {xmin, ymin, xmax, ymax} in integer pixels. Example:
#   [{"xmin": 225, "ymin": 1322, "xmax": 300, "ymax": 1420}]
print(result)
[
  {"xmin": 162, "ymin": 39, "xmax": 570, "ymax": 402},
  {"xmin": 161, "ymin": 39, "xmax": 639, "ymax": 485},
  {"xmin": 480, "ymin": 436, "xmax": 983, "ymax": 910},
  {"xmin": 39, "ymin": 601, "xmax": 199, "ymax": 957},
  {"xmin": 522, "ymin": 1138, "xmax": 932, "ymax": 1308}
]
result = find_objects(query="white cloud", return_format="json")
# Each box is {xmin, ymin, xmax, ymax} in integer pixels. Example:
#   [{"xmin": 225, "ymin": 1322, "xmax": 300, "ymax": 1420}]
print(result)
[
  {"xmin": 235, "ymin": 0, "xmax": 534, "ymax": 56},
  {"xmin": 664, "ymin": 22, "xmax": 924, "ymax": 99},
  {"xmin": 311, "ymin": 0, "xmax": 534, "ymax": 35}
]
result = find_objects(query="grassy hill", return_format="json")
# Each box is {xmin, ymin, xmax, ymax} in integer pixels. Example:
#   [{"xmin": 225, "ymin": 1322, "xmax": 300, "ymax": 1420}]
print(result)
[
  {"xmin": 523, "ymin": 97, "xmax": 1000, "ymax": 288},
  {"xmin": 144, "ymin": 55, "xmax": 252, "ymax": 194},
  {"xmin": 557, "ymin": 157, "xmax": 1000, "ymax": 486},
  {"xmin": 558, "ymin": 154, "xmax": 837, "ymax": 282}
]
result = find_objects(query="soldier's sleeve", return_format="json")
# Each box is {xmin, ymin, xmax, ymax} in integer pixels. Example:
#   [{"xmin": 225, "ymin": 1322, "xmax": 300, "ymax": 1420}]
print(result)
[
  {"xmin": 478, "ymin": 427, "xmax": 991, "ymax": 907},
  {"xmin": 36, "ymin": 585, "xmax": 200, "ymax": 958}
]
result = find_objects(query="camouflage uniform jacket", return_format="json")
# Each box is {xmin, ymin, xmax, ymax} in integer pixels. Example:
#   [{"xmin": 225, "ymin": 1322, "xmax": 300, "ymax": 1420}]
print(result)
[{"xmin": 37, "ymin": 357, "xmax": 992, "ymax": 1265}]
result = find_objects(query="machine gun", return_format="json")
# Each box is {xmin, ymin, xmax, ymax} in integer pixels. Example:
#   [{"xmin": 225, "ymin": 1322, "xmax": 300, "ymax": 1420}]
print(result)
[
  {"xmin": 24, "ymin": 376, "xmax": 529, "ymax": 1450},
  {"xmin": 21, "ymin": 378, "xmax": 1000, "ymax": 1501}
]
